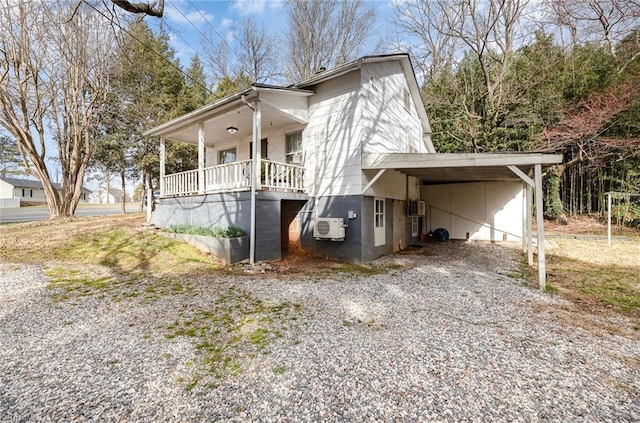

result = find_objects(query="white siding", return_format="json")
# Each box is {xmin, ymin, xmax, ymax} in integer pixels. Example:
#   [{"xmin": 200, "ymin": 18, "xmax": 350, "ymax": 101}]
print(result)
[
  {"xmin": 303, "ymin": 70, "xmax": 363, "ymax": 197},
  {"xmin": 360, "ymin": 61, "xmax": 426, "ymax": 155},
  {"xmin": 362, "ymin": 169, "xmax": 406, "ymax": 200},
  {"xmin": 0, "ymin": 180, "xmax": 13, "ymax": 198},
  {"xmin": 423, "ymin": 181, "xmax": 524, "ymax": 241}
]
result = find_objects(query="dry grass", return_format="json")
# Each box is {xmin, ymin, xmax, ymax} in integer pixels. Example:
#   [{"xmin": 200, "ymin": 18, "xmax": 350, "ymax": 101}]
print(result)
[
  {"xmin": 0, "ymin": 214, "xmax": 221, "ymax": 276},
  {"xmin": 543, "ymin": 219, "xmax": 640, "ymax": 334}
]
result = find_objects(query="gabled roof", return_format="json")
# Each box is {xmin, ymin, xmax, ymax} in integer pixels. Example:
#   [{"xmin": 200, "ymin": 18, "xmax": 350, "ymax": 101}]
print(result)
[
  {"xmin": 143, "ymin": 54, "xmax": 435, "ymax": 152},
  {"xmin": 291, "ymin": 53, "xmax": 434, "ymax": 152},
  {"xmin": 94, "ymin": 185, "xmax": 129, "ymax": 198},
  {"xmin": 0, "ymin": 176, "xmax": 60, "ymax": 190},
  {"xmin": 0, "ymin": 176, "xmax": 91, "ymax": 193}
]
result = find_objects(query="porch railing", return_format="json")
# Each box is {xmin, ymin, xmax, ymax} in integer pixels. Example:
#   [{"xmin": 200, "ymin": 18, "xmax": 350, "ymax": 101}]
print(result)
[
  {"xmin": 163, "ymin": 168, "xmax": 199, "ymax": 196},
  {"xmin": 161, "ymin": 159, "xmax": 304, "ymax": 197},
  {"xmin": 204, "ymin": 160, "xmax": 252, "ymax": 192},
  {"xmin": 262, "ymin": 160, "xmax": 305, "ymax": 192}
]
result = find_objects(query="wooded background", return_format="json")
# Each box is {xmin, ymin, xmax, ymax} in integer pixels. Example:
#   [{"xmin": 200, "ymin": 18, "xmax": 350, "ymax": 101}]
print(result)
[{"xmin": 1, "ymin": 0, "xmax": 638, "ymax": 223}]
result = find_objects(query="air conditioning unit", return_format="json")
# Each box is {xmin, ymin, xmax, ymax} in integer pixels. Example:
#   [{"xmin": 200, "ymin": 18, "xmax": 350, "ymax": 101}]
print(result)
[
  {"xmin": 314, "ymin": 217, "xmax": 345, "ymax": 241},
  {"xmin": 417, "ymin": 201, "xmax": 426, "ymax": 216}
]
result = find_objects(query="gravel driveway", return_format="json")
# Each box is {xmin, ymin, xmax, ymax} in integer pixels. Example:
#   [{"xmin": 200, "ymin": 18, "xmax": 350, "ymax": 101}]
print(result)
[{"xmin": 1, "ymin": 242, "xmax": 638, "ymax": 422}]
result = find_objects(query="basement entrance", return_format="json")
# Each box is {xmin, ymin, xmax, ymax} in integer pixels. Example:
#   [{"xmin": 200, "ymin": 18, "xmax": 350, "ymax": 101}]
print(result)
[{"xmin": 281, "ymin": 200, "xmax": 307, "ymax": 255}]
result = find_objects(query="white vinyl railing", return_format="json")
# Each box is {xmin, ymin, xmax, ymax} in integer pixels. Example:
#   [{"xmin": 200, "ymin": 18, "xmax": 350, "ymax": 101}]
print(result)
[
  {"xmin": 161, "ymin": 159, "xmax": 304, "ymax": 197},
  {"xmin": 204, "ymin": 160, "xmax": 252, "ymax": 192},
  {"xmin": 163, "ymin": 168, "xmax": 199, "ymax": 196},
  {"xmin": 261, "ymin": 160, "xmax": 305, "ymax": 192}
]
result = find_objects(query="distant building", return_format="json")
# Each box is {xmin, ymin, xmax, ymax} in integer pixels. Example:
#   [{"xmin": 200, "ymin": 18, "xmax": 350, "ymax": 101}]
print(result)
[
  {"xmin": 0, "ymin": 176, "xmax": 90, "ymax": 208},
  {"xmin": 88, "ymin": 185, "xmax": 131, "ymax": 204}
]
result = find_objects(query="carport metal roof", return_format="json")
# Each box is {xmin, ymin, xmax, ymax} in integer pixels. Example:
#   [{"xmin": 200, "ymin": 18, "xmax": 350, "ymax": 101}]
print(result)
[
  {"xmin": 362, "ymin": 152, "xmax": 563, "ymax": 184},
  {"xmin": 362, "ymin": 152, "xmax": 564, "ymax": 292}
]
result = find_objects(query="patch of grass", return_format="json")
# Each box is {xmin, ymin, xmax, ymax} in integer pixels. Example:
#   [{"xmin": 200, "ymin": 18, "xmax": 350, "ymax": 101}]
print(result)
[
  {"xmin": 164, "ymin": 286, "xmax": 302, "ymax": 390},
  {"xmin": 273, "ymin": 365, "xmax": 286, "ymax": 375},
  {"xmin": 332, "ymin": 263, "xmax": 385, "ymax": 276},
  {"xmin": 546, "ymin": 254, "xmax": 640, "ymax": 317},
  {"xmin": 1, "ymin": 215, "xmax": 221, "ymax": 277}
]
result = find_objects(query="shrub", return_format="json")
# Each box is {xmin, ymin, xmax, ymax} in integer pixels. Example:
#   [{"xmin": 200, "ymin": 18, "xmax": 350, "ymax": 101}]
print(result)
[{"xmin": 167, "ymin": 224, "xmax": 246, "ymax": 238}]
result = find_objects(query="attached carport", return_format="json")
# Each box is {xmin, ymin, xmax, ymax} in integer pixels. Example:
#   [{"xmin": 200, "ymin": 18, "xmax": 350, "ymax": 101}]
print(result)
[{"xmin": 362, "ymin": 152, "xmax": 564, "ymax": 290}]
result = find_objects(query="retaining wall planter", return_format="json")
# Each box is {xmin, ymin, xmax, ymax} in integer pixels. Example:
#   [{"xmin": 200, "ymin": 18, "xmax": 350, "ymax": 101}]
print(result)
[{"xmin": 162, "ymin": 233, "xmax": 249, "ymax": 265}]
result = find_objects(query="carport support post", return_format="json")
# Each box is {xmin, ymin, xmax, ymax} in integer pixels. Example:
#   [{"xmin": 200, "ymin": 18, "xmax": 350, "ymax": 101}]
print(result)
[
  {"xmin": 534, "ymin": 164, "xmax": 546, "ymax": 290},
  {"xmin": 526, "ymin": 184, "xmax": 533, "ymax": 266},
  {"xmin": 198, "ymin": 122, "xmax": 205, "ymax": 194}
]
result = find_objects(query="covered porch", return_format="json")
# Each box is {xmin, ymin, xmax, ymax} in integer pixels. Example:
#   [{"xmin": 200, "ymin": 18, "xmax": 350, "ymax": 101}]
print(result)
[{"xmin": 144, "ymin": 84, "xmax": 314, "ymax": 198}]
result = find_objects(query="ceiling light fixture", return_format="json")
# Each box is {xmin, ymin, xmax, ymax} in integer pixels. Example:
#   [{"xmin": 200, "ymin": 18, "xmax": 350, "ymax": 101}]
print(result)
[{"xmin": 226, "ymin": 126, "xmax": 238, "ymax": 135}]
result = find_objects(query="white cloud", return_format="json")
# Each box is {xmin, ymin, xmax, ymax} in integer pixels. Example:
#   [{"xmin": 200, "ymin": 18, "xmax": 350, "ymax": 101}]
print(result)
[
  {"xmin": 231, "ymin": 0, "xmax": 266, "ymax": 15},
  {"xmin": 220, "ymin": 17, "xmax": 234, "ymax": 29},
  {"xmin": 165, "ymin": 3, "xmax": 214, "ymax": 26},
  {"xmin": 268, "ymin": 0, "xmax": 284, "ymax": 10}
]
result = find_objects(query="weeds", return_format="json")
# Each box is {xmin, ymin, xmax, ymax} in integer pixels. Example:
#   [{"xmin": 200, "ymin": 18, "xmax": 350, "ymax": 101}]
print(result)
[
  {"xmin": 165, "ymin": 286, "xmax": 302, "ymax": 389},
  {"xmin": 167, "ymin": 224, "xmax": 246, "ymax": 238}
]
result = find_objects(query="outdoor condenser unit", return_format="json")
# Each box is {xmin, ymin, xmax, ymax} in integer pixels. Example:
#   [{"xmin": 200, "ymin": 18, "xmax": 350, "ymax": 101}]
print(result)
[{"xmin": 313, "ymin": 217, "xmax": 346, "ymax": 241}]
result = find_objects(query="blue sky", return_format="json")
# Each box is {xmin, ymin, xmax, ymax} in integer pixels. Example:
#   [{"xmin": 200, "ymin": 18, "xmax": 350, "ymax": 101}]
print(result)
[{"xmin": 155, "ymin": 0, "xmax": 398, "ymax": 68}]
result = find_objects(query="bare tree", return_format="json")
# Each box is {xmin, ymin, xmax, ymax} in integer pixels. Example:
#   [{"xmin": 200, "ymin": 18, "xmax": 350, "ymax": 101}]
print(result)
[
  {"xmin": 394, "ymin": 0, "xmax": 530, "ymax": 151},
  {"xmin": 285, "ymin": 0, "xmax": 376, "ymax": 81},
  {"xmin": 202, "ymin": 17, "xmax": 279, "ymax": 84},
  {"xmin": 393, "ymin": 0, "xmax": 461, "ymax": 81},
  {"xmin": 0, "ymin": 0, "xmax": 114, "ymax": 218},
  {"xmin": 542, "ymin": 0, "xmax": 638, "ymax": 56}
]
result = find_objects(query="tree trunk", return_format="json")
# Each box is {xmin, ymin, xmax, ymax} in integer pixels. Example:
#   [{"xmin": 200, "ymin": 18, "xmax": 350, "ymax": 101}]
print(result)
[
  {"xmin": 121, "ymin": 169, "xmax": 126, "ymax": 214},
  {"xmin": 545, "ymin": 165, "xmax": 566, "ymax": 220}
]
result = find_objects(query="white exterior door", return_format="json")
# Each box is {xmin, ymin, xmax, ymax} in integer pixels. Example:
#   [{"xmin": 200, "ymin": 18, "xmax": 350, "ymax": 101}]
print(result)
[{"xmin": 374, "ymin": 198, "xmax": 385, "ymax": 247}]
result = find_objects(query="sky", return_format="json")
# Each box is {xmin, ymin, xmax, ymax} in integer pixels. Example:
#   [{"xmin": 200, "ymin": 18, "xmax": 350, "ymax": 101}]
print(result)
[{"xmin": 153, "ymin": 0, "xmax": 398, "ymax": 69}]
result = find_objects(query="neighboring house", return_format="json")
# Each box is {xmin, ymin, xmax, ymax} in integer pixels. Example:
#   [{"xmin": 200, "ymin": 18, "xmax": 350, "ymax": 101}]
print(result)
[
  {"xmin": 0, "ymin": 176, "xmax": 90, "ymax": 208},
  {"xmin": 144, "ymin": 53, "xmax": 561, "ymax": 285},
  {"xmin": 88, "ymin": 185, "xmax": 132, "ymax": 204}
]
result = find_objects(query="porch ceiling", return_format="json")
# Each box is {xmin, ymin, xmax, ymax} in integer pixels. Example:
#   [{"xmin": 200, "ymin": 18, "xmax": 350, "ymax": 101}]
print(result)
[
  {"xmin": 362, "ymin": 152, "xmax": 563, "ymax": 184},
  {"xmin": 144, "ymin": 85, "xmax": 313, "ymax": 146},
  {"xmin": 160, "ymin": 102, "xmax": 304, "ymax": 146}
]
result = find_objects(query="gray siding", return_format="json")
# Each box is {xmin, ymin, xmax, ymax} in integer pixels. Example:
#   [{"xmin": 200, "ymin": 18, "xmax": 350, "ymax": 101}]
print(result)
[
  {"xmin": 152, "ymin": 191, "xmax": 308, "ymax": 262},
  {"xmin": 300, "ymin": 195, "xmax": 363, "ymax": 262},
  {"xmin": 361, "ymin": 196, "xmax": 394, "ymax": 262}
]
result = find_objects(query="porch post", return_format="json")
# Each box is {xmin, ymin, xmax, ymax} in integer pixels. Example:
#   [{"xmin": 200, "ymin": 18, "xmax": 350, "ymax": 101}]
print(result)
[
  {"xmin": 159, "ymin": 138, "xmax": 165, "ymax": 196},
  {"xmin": 534, "ymin": 164, "xmax": 546, "ymax": 290},
  {"xmin": 198, "ymin": 122, "xmax": 205, "ymax": 194},
  {"xmin": 250, "ymin": 100, "xmax": 261, "ymax": 265}
]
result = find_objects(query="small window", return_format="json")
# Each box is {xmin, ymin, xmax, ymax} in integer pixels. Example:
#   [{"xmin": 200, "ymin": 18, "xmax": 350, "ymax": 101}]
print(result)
[
  {"xmin": 285, "ymin": 132, "xmax": 303, "ymax": 165},
  {"xmin": 403, "ymin": 89, "xmax": 411, "ymax": 111},
  {"xmin": 374, "ymin": 198, "xmax": 385, "ymax": 246},
  {"xmin": 219, "ymin": 148, "xmax": 237, "ymax": 164},
  {"xmin": 411, "ymin": 217, "xmax": 418, "ymax": 237},
  {"xmin": 21, "ymin": 188, "xmax": 32, "ymax": 198},
  {"xmin": 249, "ymin": 138, "xmax": 268, "ymax": 159},
  {"xmin": 375, "ymin": 199, "xmax": 385, "ymax": 228}
]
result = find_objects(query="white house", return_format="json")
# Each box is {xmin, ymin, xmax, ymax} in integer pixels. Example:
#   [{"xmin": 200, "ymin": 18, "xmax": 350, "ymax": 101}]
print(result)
[
  {"xmin": 144, "ymin": 54, "xmax": 562, "ymax": 286},
  {"xmin": 0, "ymin": 176, "xmax": 90, "ymax": 208},
  {"xmin": 88, "ymin": 185, "xmax": 131, "ymax": 204}
]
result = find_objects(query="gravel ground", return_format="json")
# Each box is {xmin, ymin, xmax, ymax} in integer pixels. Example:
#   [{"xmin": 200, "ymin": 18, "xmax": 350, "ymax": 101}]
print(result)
[{"xmin": 1, "ymin": 241, "xmax": 638, "ymax": 422}]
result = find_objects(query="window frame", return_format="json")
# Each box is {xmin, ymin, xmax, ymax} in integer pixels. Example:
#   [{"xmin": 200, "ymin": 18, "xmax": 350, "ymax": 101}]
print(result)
[
  {"xmin": 285, "ymin": 132, "xmax": 303, "ymax": 165},
  {"xmin": 374, "ymin": 198, "xmax": 385, "ymax": 246},
  {"xmin": 218, "ymin": 147, "xmax": 237, "ymax": 164}
]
